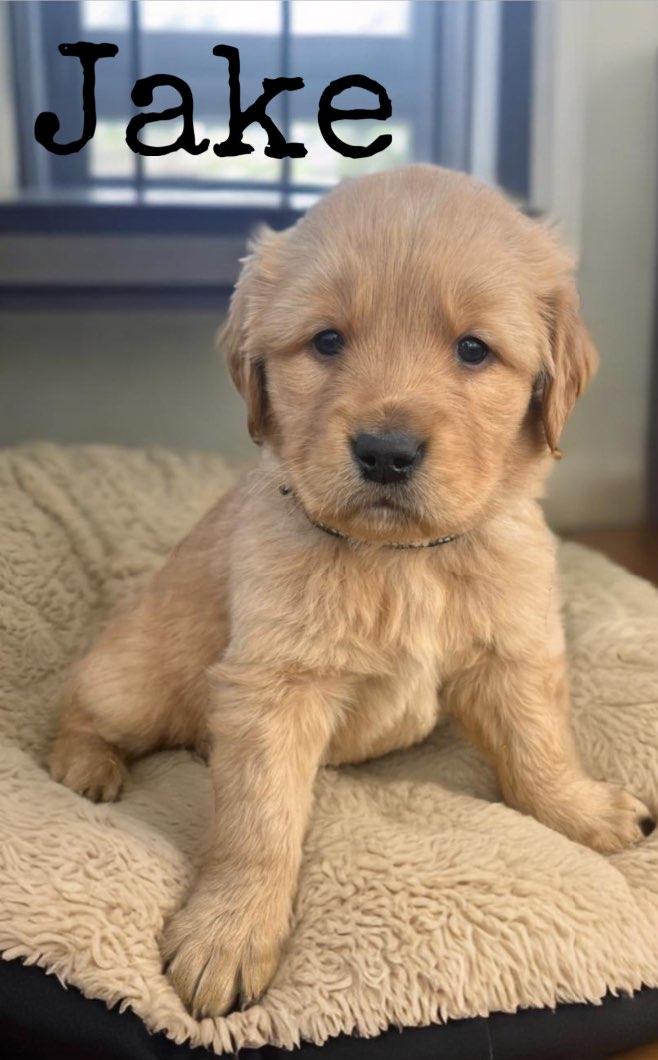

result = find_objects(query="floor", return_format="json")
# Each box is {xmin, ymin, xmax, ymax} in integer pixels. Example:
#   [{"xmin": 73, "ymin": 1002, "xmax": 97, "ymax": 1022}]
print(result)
[
  {"xmin": 568, "ymin": 528, "xmax": 658, "ymax": 1059},
  {"xmin": 568, "ymin": 527, "xmax": 658, "ymax": 587}
]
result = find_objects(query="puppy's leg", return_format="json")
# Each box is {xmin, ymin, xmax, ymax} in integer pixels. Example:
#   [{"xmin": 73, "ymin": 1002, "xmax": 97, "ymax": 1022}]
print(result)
[
  {"xmin": 50, "ymin": 693, "xmax": 129, "ymax": 803},
  {"xmin": 50, "ymin": 617, "xmax": 212, "ymax": 803},
  {"xmin": 447, "ymin": 653, "xmax": 655, "ymax": 853},
  {"xmin": 51, "ymin": 491, "xmax": 234, "ymax": 802},
  {"xmin": 161, "ymin": 663, "xmax": 338, "ymax": 1017}
]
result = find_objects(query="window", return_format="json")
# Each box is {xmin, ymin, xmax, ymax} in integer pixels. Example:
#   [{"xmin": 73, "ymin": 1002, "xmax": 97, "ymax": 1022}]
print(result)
[{"xmin": 8, "ymin": 0, "xmax": 534, "ymax": 218}]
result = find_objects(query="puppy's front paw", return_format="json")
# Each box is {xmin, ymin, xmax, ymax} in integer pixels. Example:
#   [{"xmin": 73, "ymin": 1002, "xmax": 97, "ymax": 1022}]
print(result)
[
  {"xmin": 50, "ymin": 732, "xmax": 127, "ymax": 802},
  {"xmin": 590, "ymin": 784, "xmax": 655, "ymax": 853},
  {"xmin": 161, "ymin": 884, "xmax": 285, "ymax": 1018},
  {"xmin": 549, "ymin": 780, "xmax": 655, "ymax": 854}
]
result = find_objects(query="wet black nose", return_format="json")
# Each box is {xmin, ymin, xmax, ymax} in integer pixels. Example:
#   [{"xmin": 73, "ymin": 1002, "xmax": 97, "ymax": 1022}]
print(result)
[{"xmin": 351, "ymin": 431, "xmax": 424, "ymax": 485}]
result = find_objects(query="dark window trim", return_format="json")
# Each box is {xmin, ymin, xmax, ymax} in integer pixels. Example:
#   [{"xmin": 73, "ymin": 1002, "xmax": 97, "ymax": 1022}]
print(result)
[
  {"xmin": 497, "ymin": 0, "xmax": 534, "ymax": 197},
  {"xmin": 0, "ymin": 282, "xmax": 233, "ymax": 311},
  {"xmin": 0, "ymin": 196, "xmax": 303, "ymax": 235}
]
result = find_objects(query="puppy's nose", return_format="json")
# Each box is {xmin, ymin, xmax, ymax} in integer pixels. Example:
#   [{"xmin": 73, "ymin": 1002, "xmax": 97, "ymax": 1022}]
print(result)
[{"xmin": 351, "ymin": 431, "xmax": 424, "ymax": 485}]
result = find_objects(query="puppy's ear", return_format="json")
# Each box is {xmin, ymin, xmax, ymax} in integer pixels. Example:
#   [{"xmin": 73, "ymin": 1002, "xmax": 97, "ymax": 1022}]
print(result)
[
  {"xmin": 538, "ymin": 275, "xmax": 599, "ymax": 456},
  {"xmin": 220, "ymin": 226, "xmax": 279, "ymax": 445}
]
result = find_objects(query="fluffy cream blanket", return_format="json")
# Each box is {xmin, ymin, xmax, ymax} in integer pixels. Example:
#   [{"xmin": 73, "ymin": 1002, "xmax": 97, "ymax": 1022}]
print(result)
[{"xmin": 1, "ymin": 443, "xmax": 657, "ymax": 1054}]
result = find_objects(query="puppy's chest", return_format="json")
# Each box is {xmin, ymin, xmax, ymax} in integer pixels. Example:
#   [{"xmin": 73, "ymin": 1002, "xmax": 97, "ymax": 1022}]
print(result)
[{"xmin": 302, "ymin": 558, "xmax": 486, "ymax": 677}]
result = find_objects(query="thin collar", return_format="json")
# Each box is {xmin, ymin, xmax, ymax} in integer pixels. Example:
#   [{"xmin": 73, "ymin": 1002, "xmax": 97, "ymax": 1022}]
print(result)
[{"xmin": 280, "ymin": 485, "xmax": 460, "ymax": 550}]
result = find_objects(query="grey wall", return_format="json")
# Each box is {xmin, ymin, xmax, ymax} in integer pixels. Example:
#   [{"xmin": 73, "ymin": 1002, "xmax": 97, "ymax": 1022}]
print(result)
[{"xmin": 1, "ymin": 307, "xmax": 255, "ymax": 460}]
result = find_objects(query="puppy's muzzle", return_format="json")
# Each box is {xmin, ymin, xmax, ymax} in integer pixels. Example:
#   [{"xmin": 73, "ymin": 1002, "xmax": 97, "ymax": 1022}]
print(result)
[{"xmin": 351, "ymin": 430, "xmax": 425, "ymax": 486}]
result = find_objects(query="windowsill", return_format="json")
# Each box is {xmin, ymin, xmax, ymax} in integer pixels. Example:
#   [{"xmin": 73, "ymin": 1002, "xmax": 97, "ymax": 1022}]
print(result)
[
  {"xmin": 0, "ymin": 187, "xmax": 306, "ymax": 235},
  {"xmin": 0, "ymin": 187, "xmax": 308, "ymax": 304}
]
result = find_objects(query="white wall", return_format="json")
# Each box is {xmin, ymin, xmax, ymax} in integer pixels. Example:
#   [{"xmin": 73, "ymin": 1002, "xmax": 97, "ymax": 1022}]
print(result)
[{"xmin": 541, "ymin": 0, "xmax": 658, "ymax": 529}]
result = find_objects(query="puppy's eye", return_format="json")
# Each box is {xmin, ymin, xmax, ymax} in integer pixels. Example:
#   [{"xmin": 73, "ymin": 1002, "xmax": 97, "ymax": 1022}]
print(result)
[
  {"xmin": 312, "ymin": 330, "xmax": 344, "ymax": 357},
  {"xmin": 456, "ymin": 335, "xmax": 491, "ymax": 366}
]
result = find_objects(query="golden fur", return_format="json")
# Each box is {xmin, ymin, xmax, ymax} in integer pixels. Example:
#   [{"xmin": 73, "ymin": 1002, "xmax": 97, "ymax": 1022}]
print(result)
[{"xmin": 50, "ymin": 165, "xmax": 653, "ymax": 1017}]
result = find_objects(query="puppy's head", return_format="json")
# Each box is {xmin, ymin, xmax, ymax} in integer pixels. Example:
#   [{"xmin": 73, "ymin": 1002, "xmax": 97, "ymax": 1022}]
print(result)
[{"xmin": 224, "ymin": 165, "xmax": 597, "ymax": 545}]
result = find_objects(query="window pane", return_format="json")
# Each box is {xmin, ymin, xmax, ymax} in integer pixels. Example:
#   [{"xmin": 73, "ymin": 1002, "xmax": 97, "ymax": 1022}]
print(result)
[
  {"xmin": 289, "ymin": 1, "xmax": 422, "ymax": 189},
  {"xmin": 89, "ymin": 120, "xmax": 134, "ymax": 177},
  {"xmin": 141, "ymin": 1, "xmax": 282, "ymax": 34},
  {"xmin": 142, "ymin": 187, "xmax": 284, "ymax": 207},
  {"xmin": 142, "ymin": 122, "xmax": 280, "ymax": 184},
  {"xmin": 291, "ymin": 1, "xmax": 410, "ymax": 37},
  {"xmin": 81, "ymin": 0, "xmax": 129, "ymax": 31},
  {"xmin": 291, "ymin": 120, "xmax": 410, "ymax": 186},
  {"xmin": 135, "ymin": 3, "xmax": 284, "ymax": 184},
  {"xmin": 45, "ymin": 3, "xmax": 134, "ymax": 186}
]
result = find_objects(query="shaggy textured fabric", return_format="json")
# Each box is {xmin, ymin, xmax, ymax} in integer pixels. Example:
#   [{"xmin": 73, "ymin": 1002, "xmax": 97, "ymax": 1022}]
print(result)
[{"xmin": 1, "ymin": 443, "xmax": 657, "ymax": 1055}]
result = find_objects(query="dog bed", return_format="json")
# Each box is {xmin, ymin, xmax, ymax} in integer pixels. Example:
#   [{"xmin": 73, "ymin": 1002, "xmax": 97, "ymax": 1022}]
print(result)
[{"xmin": 1, "ymin": 443, "xmax": 657, "ymax": 1056}]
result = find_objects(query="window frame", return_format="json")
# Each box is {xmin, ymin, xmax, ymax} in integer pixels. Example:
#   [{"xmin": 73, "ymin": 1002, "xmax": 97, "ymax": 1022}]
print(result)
[
  {"xmin": 7, "ymin": 1, "xmax": 449, "ymax": 211},
  {"xmin": 0, "ymin": 0, "xmax": 536, "ymax": 305}
]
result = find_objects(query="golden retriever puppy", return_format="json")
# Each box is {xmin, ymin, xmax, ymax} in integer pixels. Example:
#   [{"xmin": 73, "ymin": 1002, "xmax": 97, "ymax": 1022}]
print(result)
[{"xmin": 50, "ymin": 165, "xmax": 655, "ymax": 1017}]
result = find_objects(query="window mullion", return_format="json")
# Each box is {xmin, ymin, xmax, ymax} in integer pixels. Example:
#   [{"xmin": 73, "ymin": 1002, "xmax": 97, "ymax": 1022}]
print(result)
[
  {"xmin": 279, "ymin": 0, "xmax": 292, "ymax": 209},
  {"xmin": 40, "ymin": 0, "xmax": 90, "ymax": 189},
  {"xmin": 128, "ymin": 0, "xmax": 144, "ymax": 196}
]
